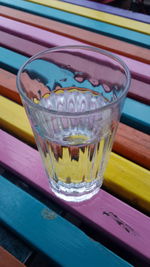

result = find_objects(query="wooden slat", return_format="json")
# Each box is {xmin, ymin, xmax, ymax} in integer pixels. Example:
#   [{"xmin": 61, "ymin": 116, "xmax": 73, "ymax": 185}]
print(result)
[
  {"xmin": 0, "ymin": 129, "xmax": 150, "ymax": 265},
  {"xmin": 0, "ymin": 247, "xmax": 25, "ymax": 267},
  {"xmin": 113, "ymin": 124, "xmax": 150, "ymax": 170},
  {"xmin": 0, "ymin": 176, "xmax": 132, "ymax": 267},
  {"xmin": 1, "ymin": 47, "xmax": 150, "ymax": 134},
  {"xmin": 1, "ymin": 18, "xmax": 150, "ymax": 82},
  {"xmin": 1, "ymin": 23, "xmax": 150, "ymax": 84},
  {"xmin": 1, "ymin": 31, "xmax": 150, "ymax": 106},
  {"xmin": 122, "ymin": 98, "xmax": 149, "ymax": 134},
  {"xmin": 1, "ymin": 96, "xmax": 34, "ymax": 144},
  {"xmin": 1, "ymin": 6, "xmax": 150, "ymax": 65},
  {"xmin": 1, "ymin": 98, "xmax": 150, "ymax": 212},
  {"xmin": 1, "ymin": 69, "xmax": 150, "ymax": 169},
  {"xmin": 0, "ymin": 59, "xmax": 149, "ymax": 107},
  {"xmin": 127, "ymin": 79, "xmax": 150, "ymax": 105},
  {"xmin": 0, "ymin": 69, "xmax": 22, "ymax": 105},
  {"xmin": 26, "ymin": 0, "xmax": 150, "ymax": 35},
  {"xmin": 1, "ymin": 0, "xmax": 150, "ymax": 48},
  {"xmin": 60, "ymin": 0, "xmax": 150, "ymax": 23},
  {"xmin": 0, "ymin": 31, "xmax": 46, "ymax": 61}
]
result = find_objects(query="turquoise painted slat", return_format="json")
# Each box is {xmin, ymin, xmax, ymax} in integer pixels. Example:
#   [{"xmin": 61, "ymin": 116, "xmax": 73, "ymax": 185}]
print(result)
[
  {"xmin": 122, "ymin": 98, "xmax": 150, "ymax": 134},
  {"xmin": 1, "ymin": 0, "xmax": 150, "ymax": 48},
  {"xmin": 0, "ymin": 176, "xmax": 132, "ymax": 267},
  {"xmin": 0, "ymin": 48, "xmax": 27, "ymax": 74},
  {"xmin": 1, "ymin": 47, "xmax": 149, "ymax": 134}
]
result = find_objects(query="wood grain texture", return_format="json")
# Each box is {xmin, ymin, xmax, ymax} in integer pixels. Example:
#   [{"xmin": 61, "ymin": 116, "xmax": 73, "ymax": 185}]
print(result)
[
  {"xmin": 1, "ymin": 69, "xmax": 150, "ymax": 168},
  {"xmin": 0, "ymin": 98, "xmax": 150, "ymax": 212},
  {"xmin": 61, "ymin": 0, "xmax": 150, "ymax": 23},
  {"xmin": 0, "ymin": 247, "xmax": 25, "ymax": 267},
  {"xmin": 1, "ymin": 6, "xmax": 150, "ymax": 65},
  {"xmin": 1, "ymin": 0, "xmax": 150, "ymax": 48},
  {"xmin": 26, "ymin": 0, "xmax": 150, "ymax": 35},
  {"xmin": 1, "ymin": 47, "xmax": 150, "ymax": 134},
  {"xmin": 0, "ymin": 176, "xmax": 132, "ymax": 267},
  {"xmin": 1, "ymin": 20, "xmax": 150, "ymax": 82},
  {"xmin": 0, "ymin": 129, "xmax": 150, "ymax": 265}
]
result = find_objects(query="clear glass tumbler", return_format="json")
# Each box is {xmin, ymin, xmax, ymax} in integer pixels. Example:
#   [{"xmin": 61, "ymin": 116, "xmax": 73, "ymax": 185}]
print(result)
[{"xmin": 17, "ymin": 46, "xmax": 131, "ymax": 202}]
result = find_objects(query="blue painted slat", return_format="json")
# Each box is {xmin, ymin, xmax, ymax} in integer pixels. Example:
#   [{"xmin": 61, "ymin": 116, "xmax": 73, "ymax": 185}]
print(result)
[
  {"xmin": 122, "ymin": 98, "xmax": 150, "ymax": 134},
  {"xmin": 0, "ymin": 176, "xmax": 132, "ymax": 267},
  {"xmin": 1, "ymin": 46, "xmax": 149, "ymax": 134},
  {"xmin": 1, "ymin": 0, "xmax": 150, "ymax": 48}
]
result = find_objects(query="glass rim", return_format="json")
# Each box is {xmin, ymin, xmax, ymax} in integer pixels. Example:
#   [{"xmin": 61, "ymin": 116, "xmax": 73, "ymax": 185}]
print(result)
[{"xmin": 17, "ymin": 45, "xmax": 131, "ymax": 117}]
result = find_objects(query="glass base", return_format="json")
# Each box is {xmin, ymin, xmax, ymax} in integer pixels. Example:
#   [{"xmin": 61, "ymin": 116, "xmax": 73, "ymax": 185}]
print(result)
[{"xmin": 49, "ymin": 178, "xmax": 102, "ymax": 202}]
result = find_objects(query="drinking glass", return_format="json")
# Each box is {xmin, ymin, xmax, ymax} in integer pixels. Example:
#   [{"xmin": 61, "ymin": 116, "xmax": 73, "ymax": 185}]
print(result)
[{"xmin": 17, "ymin": 46, "xmax": 131, "ymax": 202}]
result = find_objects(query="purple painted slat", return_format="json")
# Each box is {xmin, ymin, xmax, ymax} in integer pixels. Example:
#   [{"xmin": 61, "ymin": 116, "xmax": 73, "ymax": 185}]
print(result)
[
  {"xmin": 0, "ymin": 129, "xmax": 150, "ymax": 263},
  {"xmin": 61, "ymin": 0, "xmax": 150, "ymax": 23},
  {"xmin": 1, "ymin": 16, "xmax": 150, "ymax": 81}
]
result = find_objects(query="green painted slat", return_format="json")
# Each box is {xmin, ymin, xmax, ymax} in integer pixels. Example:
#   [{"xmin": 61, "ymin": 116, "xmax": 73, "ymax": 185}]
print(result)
[
  {"xmin": 1, "ymin": 46, "xmax": 149, "ymax": 133},
  {"xmin": 1, "ymin": 0, "xmax": 150, "ymax": 48},
  {"xmin": 0, "ymin": 176, "xmax": 131, "ymax": 267}
]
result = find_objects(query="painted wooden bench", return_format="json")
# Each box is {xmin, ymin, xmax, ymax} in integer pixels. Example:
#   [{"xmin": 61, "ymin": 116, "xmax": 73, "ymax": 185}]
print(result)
[
  {"xmin": 0, "ymin": 68, "xmax": 150, "ymax": 169},
  {"xmin": 1, "ymin": 30, "xmax": 150, "ymax": 105},
  {"xmin": 1, "ymin": 0, "xmax": 150, "ymax": 266},
  {"xmin": 0, "ymin": 131, "xmax": 150, "ymax": 266},
  {"xmin": 1, "ymin": 96, "xmax": 150, "ymax": 212},
  {"xmin": 0, "ymin": 56, "xmax": 149, "ymax": 106},
  {"xmin": 1, "ymin": 0, "xmax": 150, "ymax": 48},
  {"xmin": 0, "ymin": 173, "xmax": 133, "ymax": 267},
  {"xmin": 1, "ymin": 46, "xmax": 150, "ymax": 134},
  {"xmin": 1, "ymin": 6, "xmax": 150, "ymax": 64},
  {"xmin": 1, "ymin": 18, "xmax": 150, "ymax": 81}
]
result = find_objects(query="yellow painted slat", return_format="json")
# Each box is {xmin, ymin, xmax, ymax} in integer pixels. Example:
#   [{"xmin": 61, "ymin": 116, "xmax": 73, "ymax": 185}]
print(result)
[
  {"xmin": 1, "ymin": 95, "xmax": 34, "ymax": 144},
  {"xmin": 105, "ymin": 154, "xmax": 150, "ymax": 212},
  {"xmin": 26, "ymin": 0, "xmax": 150, "ymax": 35},
  {"xmin": 1, "ymin": 95, "xmax": 150, "ymax": 212}
]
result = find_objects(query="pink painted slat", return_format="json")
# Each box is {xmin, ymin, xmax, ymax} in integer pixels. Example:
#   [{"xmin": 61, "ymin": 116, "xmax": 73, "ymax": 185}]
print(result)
[
  {"xmin": 129, "ymin": 79, "xmax": 150, "ymax": 105},
  {"xmin": 1, "ymin": 30, "xmax": 150, "ymax": 105},
  {"xmin": 0, "ymin": 129, "xmax": 150, "ymax": 263},
  {"xmin": 0, "ymin": 16, "xmax": 150, "ymax": 82},
  {"xmin": 0, "ymin": 30, "xmax": 46, "ymax": 57}
]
